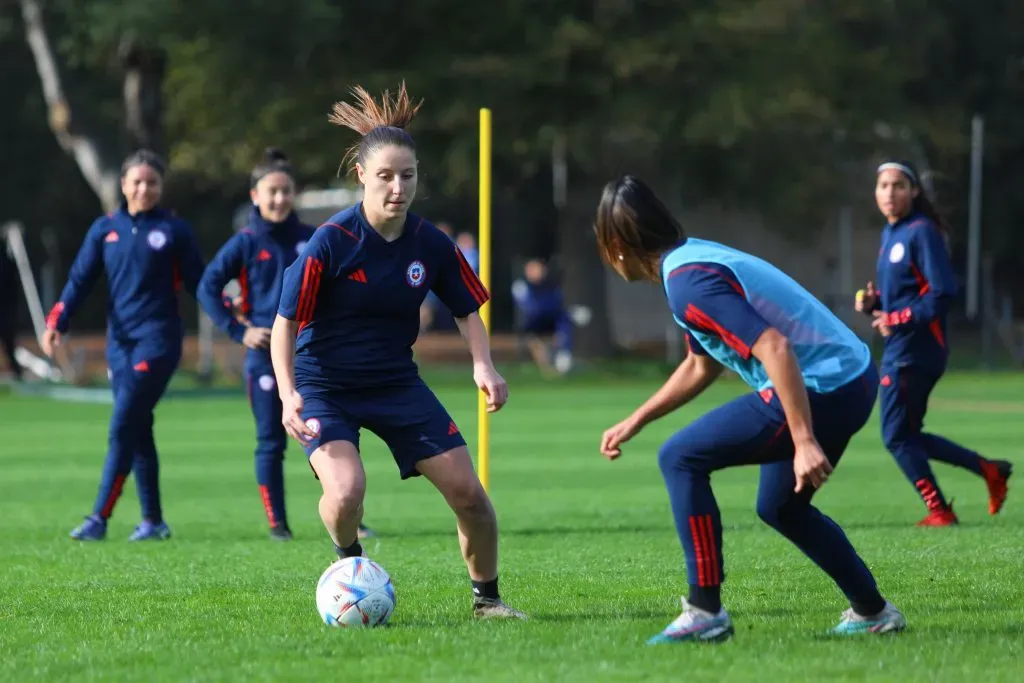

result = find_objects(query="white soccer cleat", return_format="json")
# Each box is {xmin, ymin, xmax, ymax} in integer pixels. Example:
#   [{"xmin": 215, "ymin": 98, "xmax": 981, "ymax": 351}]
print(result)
[{"xmin": 647, "ymin": 598, "xmax": 734, "ymax": 644}]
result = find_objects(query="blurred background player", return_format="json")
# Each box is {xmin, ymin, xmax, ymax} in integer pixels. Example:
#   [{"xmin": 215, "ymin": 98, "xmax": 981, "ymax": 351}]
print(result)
[
  {"xmin": 455, "ymin": 231, "xmax": 479, "ymax": 272},
  {"xmin": 596, "ymin": 175, "xmax": 904, "ymax": 643},
  {"xmin": 418, "ymin": 221, "xmax": 459, "ymax": 333},
  {"xmin": 199, "ymin": 149, "xmax": 328, "ymax": 540},
  {"xmin": 0, "ymin": 231, "xmax": 24, "ymax": 382},
  {"xmin": 270, "ymin": 83, "xmax": 525, "ymax": 619},
  {"xmin": 511, "ymin": 258, "xmax": 574, "ymax": 375},
  {"xmin": 42, "ymin": 150, "xmax": 205, "ymax": 542},
  {"xmin": 857, "ymin": 160, "xmax": 1012, "ymax": 526}
]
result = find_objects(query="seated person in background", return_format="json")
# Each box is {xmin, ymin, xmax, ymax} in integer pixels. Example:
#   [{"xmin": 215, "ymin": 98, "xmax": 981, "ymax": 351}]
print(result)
[{"xmin": 511, "ymin": 258, "xmax": 574, "ymax": 375}]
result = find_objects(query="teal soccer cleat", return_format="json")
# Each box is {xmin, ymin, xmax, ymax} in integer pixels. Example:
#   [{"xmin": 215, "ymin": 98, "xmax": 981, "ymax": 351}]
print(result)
[{"xmin": 831, "ymin": 601, "xmax": 906, "ymax": 635}]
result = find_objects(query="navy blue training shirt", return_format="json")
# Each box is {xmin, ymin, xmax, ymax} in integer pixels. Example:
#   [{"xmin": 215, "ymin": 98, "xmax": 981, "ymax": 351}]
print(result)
[
  {"xmin": 874, "ymin": 213, "xmax": 954, "ymax": 374},
  {"xmin": 198, "ymin": 208, "xmax": 315, "ymax": 345},
  {"xmin": 278, "ymin": 204, "xmax": 489, "ymax": 390},
  {"xmin": 46, "ymin": 206, "xmax": 205, "ymax": 353}
]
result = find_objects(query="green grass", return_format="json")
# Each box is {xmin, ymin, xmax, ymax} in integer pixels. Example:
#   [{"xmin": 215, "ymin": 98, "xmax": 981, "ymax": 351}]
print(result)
[{"xmin": 0, "ymin": 370, "xmax": 1022, "ymax": 682}]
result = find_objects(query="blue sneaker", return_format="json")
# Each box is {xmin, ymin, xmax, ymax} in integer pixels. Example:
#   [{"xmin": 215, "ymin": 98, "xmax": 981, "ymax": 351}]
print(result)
[
  {"xmin": 70, "ymin": 515, "xmax": 107, "ymax": 541},
  {"xmin": 647, "ymin": 598, "xmax": 734, "ymax": 644},
  {"xmin": 128, "ymin": 520, "xmax": 172, "ymax": 541},
  {"xmin": 830, "ymin": 601, "xmax": 906, "ymax": 635}
]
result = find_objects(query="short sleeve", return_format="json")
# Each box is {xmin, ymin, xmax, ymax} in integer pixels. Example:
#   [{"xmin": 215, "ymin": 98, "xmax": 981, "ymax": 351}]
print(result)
[
  {"xmin": 431, "ymin": 241, "xmax": 490, "ymax": 318},
  {"xmin": 666, "ymin": 262, "xmax": 770, "ymax": 360},
  {"xmin": 278, "ymin": 228, "xmax": 336, "ymax": 323}
]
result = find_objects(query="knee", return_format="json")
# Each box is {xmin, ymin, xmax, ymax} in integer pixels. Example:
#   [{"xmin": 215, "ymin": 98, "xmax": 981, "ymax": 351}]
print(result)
[
  {"xmin": 882, "ymin": 429, "xmax": 915, "ymax": 454},
  {"xmin": 255, "ymin": 435, "xmax": 286, "ymax": 459},
  {"xmin": 756, "ymin": 498, "xmax": 783, "ymax": 529},
  {"xmin": 446, "ymin": 478, "xmax": 492, "ymax": 518},
  {"xmin": 657, "ymin": 440, "xmax": 697, "ymax": 477},
  {"xmin": 757, "ymin": 493, "xmax": 811, "ymax": 530},
  {"xmin": 320, "ymin": 481, "xmax": 364, "ymax": 516}
]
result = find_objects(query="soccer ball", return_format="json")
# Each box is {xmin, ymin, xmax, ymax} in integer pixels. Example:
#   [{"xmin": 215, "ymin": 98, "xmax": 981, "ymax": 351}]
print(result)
[{"xmin": 315, "ymin": 556, "xmax": 396, "ymax": 628}]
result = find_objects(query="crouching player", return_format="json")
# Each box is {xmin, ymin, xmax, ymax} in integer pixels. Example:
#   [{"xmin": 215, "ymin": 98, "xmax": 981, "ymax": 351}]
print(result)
[{"xmin": 595, "ymin": 174, "xmax": 905, "ymax": 642}]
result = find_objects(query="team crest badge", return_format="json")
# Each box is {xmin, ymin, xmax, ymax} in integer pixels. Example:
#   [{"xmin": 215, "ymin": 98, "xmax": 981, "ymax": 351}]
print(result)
[
  {"xmin": 305, "ymin": 418, "xmax": 321, "ymax": 435},
  {"xmin": 147, "ymin": 230, "xmax": 168, "ymax": 250},
  {"xmin": 258, "ymin": 374, "xmax": 275, "ymax": 391},
  {"xmin": 295, "ymin": 241, "xmax": 307, "ymax": 255},
  {"xmin": 889, "ymin": 242, "xmax": 905, "ymax": 263},
  {"xmin": 406, "ymin": 260, "xmax": 426, "ymax": 287}
]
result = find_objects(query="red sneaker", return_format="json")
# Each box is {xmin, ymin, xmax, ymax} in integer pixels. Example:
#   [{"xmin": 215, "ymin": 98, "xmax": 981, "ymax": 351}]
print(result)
[
  {"xmin": 980, "ymin": 459, "xmax": 1013, "ymax": 515},
  {"xmin": 917, "ymin": 503, "xmax": 959, "ymax": 527}
]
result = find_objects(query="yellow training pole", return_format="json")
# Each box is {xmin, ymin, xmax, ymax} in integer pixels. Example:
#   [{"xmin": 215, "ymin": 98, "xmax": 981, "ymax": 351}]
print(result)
[{"xmin": 477, "ymin": 108, "xmax": 492, "ymax": 492}]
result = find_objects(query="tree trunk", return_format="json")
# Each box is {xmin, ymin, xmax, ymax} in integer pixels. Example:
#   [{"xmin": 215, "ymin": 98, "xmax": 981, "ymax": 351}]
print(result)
[
  {"xmin": 119, "ymin": 35, "xmax": 168, "ymax": 157},
  {"xmin": 20, "ymin": 0, "xmax": 120, "ymax": 212},
  {"xmin": 21, "ymin": 1, "xmax": 168, "ymax": 213}
]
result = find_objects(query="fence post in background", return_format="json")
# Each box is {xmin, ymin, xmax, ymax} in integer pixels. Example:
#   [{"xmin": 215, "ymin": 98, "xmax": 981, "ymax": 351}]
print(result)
[
  {"xmin": 40, "ymin": 226, "xmax": 59, "ymax": 310},
  {"xmin": 966, "ymin": 115, "xmax": 984, "ymax": 320}
]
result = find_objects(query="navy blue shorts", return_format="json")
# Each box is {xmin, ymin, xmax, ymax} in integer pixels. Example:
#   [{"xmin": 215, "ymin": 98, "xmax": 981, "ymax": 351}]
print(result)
[{"xmin": 298, "ymin": 380, "xmax": 466, "ymax": 479}]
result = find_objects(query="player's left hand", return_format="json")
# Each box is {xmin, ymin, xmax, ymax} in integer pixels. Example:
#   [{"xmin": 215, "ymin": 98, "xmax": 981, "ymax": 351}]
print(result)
[
  {"xmin": 793, "ymin": 437, "xmax": 833, "ymax": 493},
  {"xmin": 871, "ymin": 311, "xmax": 892, "ymax": 337},
  {"xmin": 474, "ymin": 363, "xmax": 508, "ymax": 412}
]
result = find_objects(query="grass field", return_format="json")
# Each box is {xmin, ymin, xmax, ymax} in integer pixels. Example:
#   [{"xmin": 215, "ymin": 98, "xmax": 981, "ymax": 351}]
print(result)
[{"xmin": 1, "ymin": 368, "xmax": 1022, "ymax": 682}]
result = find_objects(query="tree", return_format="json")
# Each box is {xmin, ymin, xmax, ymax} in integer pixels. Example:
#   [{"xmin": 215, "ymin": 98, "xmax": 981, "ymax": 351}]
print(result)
[{"xmin": 19, "ymin": 0, "xmax": 168, "ymax": 212}]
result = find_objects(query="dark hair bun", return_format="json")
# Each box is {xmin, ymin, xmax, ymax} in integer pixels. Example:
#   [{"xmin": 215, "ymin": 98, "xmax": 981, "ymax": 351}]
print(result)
[{"xmin": 264, "ymin": 147, "xmax": 289, "ymax": 164}]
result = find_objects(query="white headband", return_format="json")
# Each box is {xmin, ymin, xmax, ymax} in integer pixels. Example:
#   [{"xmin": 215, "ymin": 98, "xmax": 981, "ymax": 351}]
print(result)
[{"xmin": 877, "ymin": 162, "xmax": 918, "ymax": 186}]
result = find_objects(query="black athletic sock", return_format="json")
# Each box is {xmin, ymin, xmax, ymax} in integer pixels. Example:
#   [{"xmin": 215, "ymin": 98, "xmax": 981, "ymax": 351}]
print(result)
[
  {"xmin": 688, "ymin": 585, "xmax": 722, "ymax": 614},
  {"xmin": 471, "ymin": 577, "xmax": 500, "ymax": 601},
  {"xmin": 851, "ymin": 594, "xmax": 886, "ymax": 618},
  {"xmin": 334, "ymin": 540, "xmax": 362, "ymax": 559}
]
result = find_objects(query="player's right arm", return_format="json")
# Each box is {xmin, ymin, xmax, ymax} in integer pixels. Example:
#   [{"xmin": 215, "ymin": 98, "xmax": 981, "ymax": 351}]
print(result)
[
  {"xmin": 197, "ymin": 233, "xmax": 250, "ymax": 344},
  {"xmin": 42, "ymin": 218, "xmax": 107, "ymax": 356},
  {"xmin": 271, "ymin": 229, "xmax": 339, "ymax": 443},
  {"xmin": 599, "ymin": 337, "xmax": 721, "ymax": 460}
]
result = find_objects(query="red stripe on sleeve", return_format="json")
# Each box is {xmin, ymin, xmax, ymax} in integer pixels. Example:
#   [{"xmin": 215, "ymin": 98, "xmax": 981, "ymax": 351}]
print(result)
[
  {"xmin": 909, "ymin": 263, "xmax": 945, "ymax": 348},
  {"xmin": 46, "ymin": 302, "xmax": 65, "ymax": 331},
  {"xmin": 684, "ymin": 303, "xmax": 752, "ymax": 359},
  {"xmin": 296, "ymin": 257, "xmax": 323, "ymax": 331},
  {"xmin": 455, "ymin": 247, "xmax": 489, "ymax": 305},
  {"xmin": 238, "ymin": 267, "xmax": 251, "ymax": 315}
]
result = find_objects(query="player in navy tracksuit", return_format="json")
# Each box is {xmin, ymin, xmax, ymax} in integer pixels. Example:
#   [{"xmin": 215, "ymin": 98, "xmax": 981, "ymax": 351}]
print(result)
[
  {"xmin": 197, "ymin": 149, "xmax": 315, "ymax": 541},
  {"xmin": 42, "ymin": 150, "xmax": 205, "ymax": 541},
  {"xmin": 198, "ymin": 150, "xmax": 378, "ymax": 542},
  {"xmin": 858, "ymin": 160, "xmax": 1012, "ymax": 526},
  {"xmin": 511, "ymin": 258, "xmax": 574, "ymax": 375},
  {"xmin": 595, "ymin": 175, "xmax": 904, "ymax": 643},
  {"xmin": 270, "ymin": 83, "xmax": 525, "ymax": 619}
]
